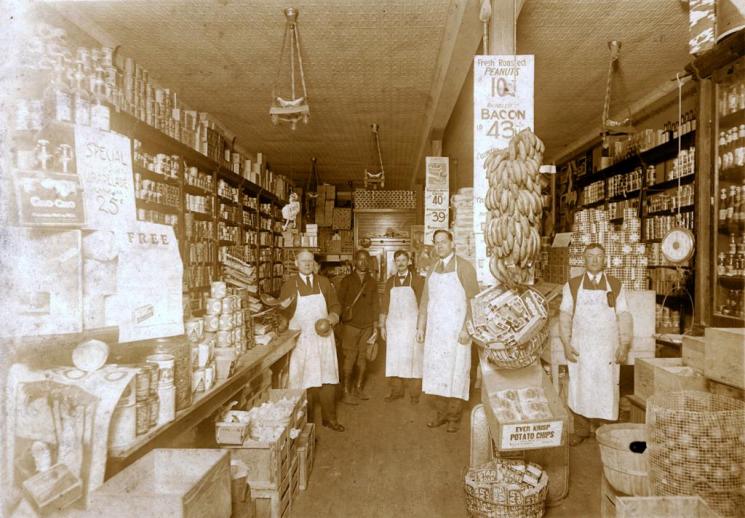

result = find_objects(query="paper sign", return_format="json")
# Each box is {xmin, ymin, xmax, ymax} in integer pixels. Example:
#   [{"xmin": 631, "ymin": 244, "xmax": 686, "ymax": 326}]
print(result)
[
  {"xmin": 424, "ymin": 156, "xmax": 449, "ymax": 244},
  {"xmin": 474, "ymin": 55, "xmax": 535, "ymax": 283},
  {"xmin": 552, "ymin": 232, "xmax": 572, "ymax": 247},
  {"xmin": 14, "ymin": 170, "xmax": 85, "ymax": 227},
  {"xmin": 106, "ymin": 222, "xmax": 183, "ymax": 342},
  {"xmin": 500, "ymin": 420, "xmax": 564, "ymax": 450},
  {"xmin": 74, "ymin": 125, "xmax": 137, "ymax": 231}
]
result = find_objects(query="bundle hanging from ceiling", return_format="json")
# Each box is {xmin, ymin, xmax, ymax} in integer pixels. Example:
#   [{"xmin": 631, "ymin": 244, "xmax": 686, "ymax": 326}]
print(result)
[
  {"xmin": 601, "ymin": 40, "xmax": 633, "ymax": 148},
  {"xmin": 364, "ymin": 123, "xmax": 385, "ymax": 190},
  {"xmin": 270, "ymin": 7, "xmax": 310, "ymax": 130}
]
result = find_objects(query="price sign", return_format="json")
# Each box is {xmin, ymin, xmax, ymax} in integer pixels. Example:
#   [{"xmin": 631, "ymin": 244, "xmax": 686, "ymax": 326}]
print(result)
[
  {"xmin": 74, "ymin": 125, "xmax": 137, "ymax": 231},
  {"xmin": 425, "ymin": 157, "xmax": 449, "ymax": 244},
  {"xmin": 473, "ymin": 55, "xmax": 534, "ymax": 282}
]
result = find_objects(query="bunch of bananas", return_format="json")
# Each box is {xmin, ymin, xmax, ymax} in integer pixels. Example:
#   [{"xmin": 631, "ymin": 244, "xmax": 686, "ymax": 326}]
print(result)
[{"xmin": 484, "ymin": 128, "xmax": 545, "ymax": 286}]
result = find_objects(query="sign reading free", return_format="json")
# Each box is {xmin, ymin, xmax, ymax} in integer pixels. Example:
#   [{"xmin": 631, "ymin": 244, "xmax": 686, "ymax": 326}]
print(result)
[{"xmin": 473, "ymin": 55, "xmax": 534, "ymax": 283}]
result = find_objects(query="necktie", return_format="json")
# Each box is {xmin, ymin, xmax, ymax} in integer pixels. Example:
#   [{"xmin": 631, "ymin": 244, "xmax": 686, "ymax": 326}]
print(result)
[
  {"xmin": 304, "ymin": 275, "xmax": 312, "ymax": 289},
  {"xmin": 435, "ymin": 260, "xmax": 444, "ymax": 274}
]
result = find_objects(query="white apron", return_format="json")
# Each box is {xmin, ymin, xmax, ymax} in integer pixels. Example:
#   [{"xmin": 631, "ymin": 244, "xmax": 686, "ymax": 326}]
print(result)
[
  {"xmin": 288, "ymin": 288, "xmax": 339, "ymax": 390},
  {"xmin": 567, "ymin": 284, "xmax": 619, "ymax": 420},
  {"xmin": 385, "ymin": 276, "xmax": 422, "ymax": 379},
  {"xmin": 422, "ymin": 258, "xmax": 471, "ymax": 401}
]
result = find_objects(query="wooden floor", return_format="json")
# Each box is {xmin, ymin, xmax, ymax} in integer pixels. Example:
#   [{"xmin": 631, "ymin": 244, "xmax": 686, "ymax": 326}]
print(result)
[{"xmin": 292, "ymin": 351, "xmax": 603, "ymax": 517}]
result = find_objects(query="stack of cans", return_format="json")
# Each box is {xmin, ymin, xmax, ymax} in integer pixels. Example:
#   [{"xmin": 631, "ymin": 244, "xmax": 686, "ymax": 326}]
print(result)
[{"xmin": 569, "ymin": 208, "xmax": 648, "ymax": 290}]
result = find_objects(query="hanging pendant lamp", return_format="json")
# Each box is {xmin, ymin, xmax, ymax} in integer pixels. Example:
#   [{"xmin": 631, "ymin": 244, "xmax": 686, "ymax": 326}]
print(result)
[{"xmin": 270, "ymin": 7, "xmax": 310, "ymax": 130}]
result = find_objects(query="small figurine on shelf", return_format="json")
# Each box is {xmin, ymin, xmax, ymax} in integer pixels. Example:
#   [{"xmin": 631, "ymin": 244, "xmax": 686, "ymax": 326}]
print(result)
[{"xmin": 281, "ymin": 191, "xmax": 301, "ymax": 230}]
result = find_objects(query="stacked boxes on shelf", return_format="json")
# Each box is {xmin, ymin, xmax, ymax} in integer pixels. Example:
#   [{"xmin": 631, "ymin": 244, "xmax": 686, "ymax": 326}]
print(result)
[{"xmin": 315, "ymin": 184, "xmax": 336, "ymax": 227}]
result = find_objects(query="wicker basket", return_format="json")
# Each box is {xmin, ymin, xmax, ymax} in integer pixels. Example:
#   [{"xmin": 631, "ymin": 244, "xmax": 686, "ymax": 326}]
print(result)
[
  {"xmin": 476, "ymin": 320, "xmax": 549, "ymax": 370},
  {"xmin": 464, "ymin": 459, "xmax": 548, "ymax": 518},
  {"xmin": 596, "ymin": 424, "xmax": 651, "ymax": 496}
]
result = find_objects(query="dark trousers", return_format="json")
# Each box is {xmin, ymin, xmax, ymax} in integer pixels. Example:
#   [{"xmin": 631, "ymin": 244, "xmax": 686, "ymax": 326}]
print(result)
[
  {"xmin": 432, "ymin": 395, "xmax": 464, "ymax": 423},
  {"xmin": 341, "ymin": 324, "xmax": 374, "ymax": 375},
  {"xmin": 573, "ymin": 411, "xmax": 612, "ymax": 437},
  {"xmin": 308, "ymin": 384, "xmax": 338, "ymax": 423},
  {"xmin": 388, "ymin": 376, "xmax": 422, "ymax": 397}
]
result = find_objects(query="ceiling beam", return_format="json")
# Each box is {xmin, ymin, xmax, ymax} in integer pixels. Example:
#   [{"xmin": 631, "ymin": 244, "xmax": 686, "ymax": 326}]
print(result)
[
  {"xmin": 409, "ymin": 0, "xmax": 527, "ymax": 188},
  {"xmin": 409, "ymin": 0, "xmax": 481, "ymax": 188}
]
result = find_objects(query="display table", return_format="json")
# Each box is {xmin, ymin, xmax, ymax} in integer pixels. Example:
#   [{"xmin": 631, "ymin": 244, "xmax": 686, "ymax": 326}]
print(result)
[{"xmin": 105, "ymin": 331, "xmax": 299, "ymax": 478}]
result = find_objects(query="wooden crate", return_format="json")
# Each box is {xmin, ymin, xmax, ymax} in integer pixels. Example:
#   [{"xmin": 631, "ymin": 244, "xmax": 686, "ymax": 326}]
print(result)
[
  {"xmin": 707, "ymin": 378, "xmax": 745, "ymax": 401},
  {"xmin": 332, "ymin": 207, "xmax": 352, "ymax": 230},
  {"xmin": 615, "ymin": 496, "xmax": 718, "ymax": 517},
  {"xmin": 626, "ymin": 395, "xmax": 646, "ymax": 424},
  {"xmin": 704, "ymin": 328, "xmax": 745, "ymax": 389},
  {"xmin": 297, "ymin": 423, "xmax": 315, "ymax": 491},
  {"xmin": 252, "ymin": 472, "xmax": 291, "ymax": 518},
  {"xmin": 353, "ymin": 189, "xmax": 416, "ymax": 209},
  {"xmin": 633, "ymin": 358, "xmax": 706, "ymax": 401},
  {"xmin": 601, "ymin": 473, "xmax": 625, "ymax": 518},
  {"xmin": 88, "ymin": 449, "xmax": 231, "ymax": 518},
  {"xmin": 681, "ymin": 335, "xmax": 706, "ymax": 371}
]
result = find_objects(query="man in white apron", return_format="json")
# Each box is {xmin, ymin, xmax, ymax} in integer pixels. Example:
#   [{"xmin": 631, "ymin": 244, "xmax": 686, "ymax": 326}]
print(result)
[
  {"xmin": 379, "ymin": 250, "xmax": 424, "ymax": 404},
  {"xmin": 559, "ymin": 243, "xmax": 633, "ymax": 445},
  {"xmin": 417, "ymin": 230, "xmax": 479, "ymax": 433},
  {"xmin": 278, "ymin": 250, "xmax": 345, "ymax": 432}
]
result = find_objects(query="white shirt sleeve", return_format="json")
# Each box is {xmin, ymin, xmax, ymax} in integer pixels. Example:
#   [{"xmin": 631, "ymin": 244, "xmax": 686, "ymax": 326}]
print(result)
[
  {"xmin": 559, "ymin": 282, "xmax": 573, "ymax": 314},
  {"xmin": 615, "ymin": 286, "xmax": 630, "ymax": 314}
]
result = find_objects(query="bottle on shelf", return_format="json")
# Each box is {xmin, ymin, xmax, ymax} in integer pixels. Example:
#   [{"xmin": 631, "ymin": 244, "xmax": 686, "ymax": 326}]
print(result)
[
  {"xmin": 90, "ymin": 67, "xmax": 110, "ymax": 131},
  {"xmin": 720, "ymin": 188, "xmax": 729, "ymax": 223},
  {"xmin": 72, "ymin": 60, "xmax": 91, "ymax": 126},
  {"xmin": 44, "ymin": 54, "xmax": 73, "ymax": 124}
]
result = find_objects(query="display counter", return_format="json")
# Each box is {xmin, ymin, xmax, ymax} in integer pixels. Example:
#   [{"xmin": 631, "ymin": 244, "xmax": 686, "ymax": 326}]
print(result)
[{"xmin": 105, "ymin": 331, "xmax": 299, "ymax": 478}]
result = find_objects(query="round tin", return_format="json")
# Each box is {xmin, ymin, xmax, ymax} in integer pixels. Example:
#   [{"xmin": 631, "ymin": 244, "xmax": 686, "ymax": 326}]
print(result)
[
  {"xmin": 217, "ymin": 330, "xmax": 233, "ymax": 347},
  {"xmin": 145, "ymin": 364, "xmax": 159, "ymax": 396},
  {"xmin": 204, "ymin": 314, "xmax": 220, "ymax": 333},
  {"xmin": 133, "ymin": 366, "xmax": 150, "ymax": 401},
  {"xmin": 185, "ymin": 318, "xmax": 204, "ymax": 343},
  {"xmin": 206, "ymin": 298, "xmax": 222, "ymax": 315},
  {"xmin": 146, "ymin": 354, "xmax": 175, "ymax": 387},
  {"xmin": 192, "ymin": 368, "xmax": 205, "ymax": 393},
  {"xmin": 148, "ymin": 395, "xmax": 159, "ymax": 428},
  {"xmin": 219, "ymin": 314, "xmax": 234, "ymax": 331},
  {"xmin": 135, "ymin": 400, "xmax": 149, "ymax": 435},
  {"xmin": 198, "ymin": 341, "xmax": 210, "ymax": 368},
  {"xmin": 234, "ymin": 310, "xmax": 243, "ymax": 326},
  {"xmin": 211, "ymin": 281, "xmax": 227, "ymax": 299},
  {"xmin": 109, "ymin": 399, "xmax": 136, "ymax": 449},
  {"xmin": 221, "ymin": 297, "xmax": 234, "ymax": 314},
  {"xmin": 204, "ymin": 365, "xmax": 215, "ymax": 391}
]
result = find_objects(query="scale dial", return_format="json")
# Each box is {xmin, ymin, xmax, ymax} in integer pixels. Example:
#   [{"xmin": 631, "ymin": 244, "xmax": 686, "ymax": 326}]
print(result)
[{"xmin": 661, "ymin": 228, "xmax": 695, "ymax": 264}]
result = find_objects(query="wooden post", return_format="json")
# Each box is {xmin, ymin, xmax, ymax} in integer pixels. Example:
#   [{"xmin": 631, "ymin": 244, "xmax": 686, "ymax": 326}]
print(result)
[
  {"xmin": 693, "ymin": 78, "xmax": 713, "ymax": 333},
  {"xmin": 488, "ymin": 0, "xmax": 517, "ymax": 55}
]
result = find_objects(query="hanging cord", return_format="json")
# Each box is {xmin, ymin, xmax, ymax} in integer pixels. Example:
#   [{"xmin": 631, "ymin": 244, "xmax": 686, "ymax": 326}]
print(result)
[
  {"xmin": 675, "ymin": 72, "xmax": 683, "ymax": 225},
  {"xmin": 479, "ymin": 0, "xmax": 491, "ymax": 52},
  {"xmin": 272, "ymin": 16, "xmax": 290, "ymax": 101},
  {"xmin": 294, "ymin": 19, "xmax": 309, "ymax": 102},
  {"xmin": 290, "ymin": 20, "xmax": 296, "ymax": 100}
]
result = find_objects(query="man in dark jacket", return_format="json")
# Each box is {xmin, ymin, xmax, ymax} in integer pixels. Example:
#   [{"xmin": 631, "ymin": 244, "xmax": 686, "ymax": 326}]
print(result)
[{"xmin": 337, "ymin": 249, "xmax": 379, "ymax": 404}]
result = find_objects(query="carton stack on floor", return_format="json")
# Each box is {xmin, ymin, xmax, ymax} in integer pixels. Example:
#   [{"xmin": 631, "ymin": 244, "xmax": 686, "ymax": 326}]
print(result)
[{"xmin": 217, "ymin": 389, "xmax": 315, "ymax": 518}]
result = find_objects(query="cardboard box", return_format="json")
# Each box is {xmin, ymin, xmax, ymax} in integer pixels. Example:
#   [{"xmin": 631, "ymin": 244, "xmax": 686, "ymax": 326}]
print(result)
[
  {"xmin": 634, "ymin": 358, "xmax": 707, "ymax": 401},
  {"xmin": 707, "ymin": 378, "xmax": 745, "ymax": 401},
  {"xmin": 681, "ymin": 335, "xmax": 706, "ymax": 371},
  {"xmin": 704, "ymin": 328, "xmax": 745, "ymax": 389},
  {"xmin": 89, "ymin": 449, "xmax": 231, "ymax": 518},
  {"xmin": 324, "ymin": 200, "xmax": 334, "ymax": 227},
  {"xmin": 332, "ymin": 208, "xmax": 352, "ymax": 230},
  {"xmin": 480, "ymin": 358, "xmax": 568, "ymax": 451}
]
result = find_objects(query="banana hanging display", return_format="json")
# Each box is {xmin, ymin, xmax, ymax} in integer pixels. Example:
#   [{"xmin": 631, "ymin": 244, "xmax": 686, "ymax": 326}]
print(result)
[{"xmin": 484, "ymin": 128, "xmax": 545, "ymax": 286}]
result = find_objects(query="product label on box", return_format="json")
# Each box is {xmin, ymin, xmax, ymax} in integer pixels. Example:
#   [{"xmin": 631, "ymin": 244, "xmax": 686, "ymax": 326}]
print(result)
[
  {"xmin": 473, "ymin": 55, "xmax": 534, "ymax": 283},
  {"xmin": 14, "ymin": 170, "xmax": 85, "ymax": 227},
  {"xmin": 424, "ymin": 156, "xmax": 449, "ymax": 244},
  {"xmin": 500, "ymin": 420, "xmax": 563, "ymax": 450},
  {"xmin": 74, "ymin": 125, "xmax": 136, "ymax": 231}
]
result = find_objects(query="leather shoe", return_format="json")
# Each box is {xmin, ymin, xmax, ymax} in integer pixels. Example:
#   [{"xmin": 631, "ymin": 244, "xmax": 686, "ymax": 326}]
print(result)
[
  {"xmin": 384, "ymin": 392, "xmax": 403, "ymax": 402},
  {"xmin": 322, "ymin": 420, "xmax": 345, "ymax": 432},
  {"xmin": 427, "ymin": 415, "xmax": 448, "ymax": 428},
  {"xmin": 446, "ymin": 421, "xmax": 459, "ymax": 433},
  {"xmin": 354, "ymin": 386, "xmax": 370, "ymax": 401},
  {"xmin": 342, "ymin": 391, "xmax": 359, "ymax": 406},
  {"xmin": 568, "ymin": 433, "xmax": 587, "ymax": 446}
]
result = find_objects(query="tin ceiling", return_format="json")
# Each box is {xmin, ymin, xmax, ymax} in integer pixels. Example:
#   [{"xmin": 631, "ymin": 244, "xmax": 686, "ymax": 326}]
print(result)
[{"xmin": 46, "ymin": 0, "xmax": 692, "ymax": 189}]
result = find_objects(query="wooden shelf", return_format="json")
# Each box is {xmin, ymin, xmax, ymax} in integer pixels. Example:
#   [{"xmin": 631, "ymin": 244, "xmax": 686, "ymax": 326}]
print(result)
[
  {"xmin": 106, "ymin": 331, "xmax": 300, "ymax": 476},
  {"xmin": 645, "ymin": 205, "xmax": 695, "ymax": 217},
  {"xmin": 718, "ymin": 221, "xmax": 745, "ymax": 233},
  {"xmin": 719, "ymin": 165, "xmax": 745, "ymax": 183},
  {"xmin": 135, "ymin": 199, "xmax": 181, "ymax": 213},
  {"xmin": 687, "ymin": 31, "xmax": 745, "ymax": 79},
  {"xmin": 646, "ymin": 174, "xmax": 696, "ymax": 192},
  {"xmin": 577, "ymin": 131, "xmax": 695, "ymax": 189},
  {"xmin": 183, "ymin": 182, "xmax": 213, "ymax": 195},
  {"xmin": 189, "ymin": 211, "xmax": 214, "ymax": 221},
  {"xmin": 133, "ymin": 164, "xmax": 181, "ymax": 186},
  {"xmin": 217, "ymin": 195, "xmax": 239, "ymax": 206},
  {"xmin": 718, "ymin": 275, "xmax": 745, "ymax": 288},
  {"xmin": 712, "ymin": 312, "xmax": 745, "ymax": 327},
  {"xmin": 607, "ymin": 190, "xmax": 641, "ymax": 203},
  {"xmin": 580, "ymin": 199, "xmax": 605, "ymax": 209}
]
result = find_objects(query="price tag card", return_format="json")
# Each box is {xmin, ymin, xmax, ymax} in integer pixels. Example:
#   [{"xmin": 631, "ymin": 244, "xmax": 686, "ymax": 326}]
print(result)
[
  {"xmin": 425, "ymin": 157, "xmax": 449, "ymax": 244},
  {"xmin": 74, "ymin": 125, "xmax": 137, "ymax": 231}
]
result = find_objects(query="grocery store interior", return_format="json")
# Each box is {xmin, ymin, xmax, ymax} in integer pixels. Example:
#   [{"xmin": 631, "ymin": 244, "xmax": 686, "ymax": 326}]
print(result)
[{"xmin": 1, "ymin": 1, "xmax": 744, "ymax": 517}]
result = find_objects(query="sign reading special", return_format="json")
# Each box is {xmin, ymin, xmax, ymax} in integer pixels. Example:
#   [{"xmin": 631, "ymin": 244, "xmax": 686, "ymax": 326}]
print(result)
[
  {"xmin": 473, "ymin": 55, "xmax": 534, "ymax": 283},
  {"xmin": 424, "ymin": 156, "xmax": 449, "ymax": 244},
  {"xmin": 74, "ymin": 125, "xmax": 137, "ymax": 231}
]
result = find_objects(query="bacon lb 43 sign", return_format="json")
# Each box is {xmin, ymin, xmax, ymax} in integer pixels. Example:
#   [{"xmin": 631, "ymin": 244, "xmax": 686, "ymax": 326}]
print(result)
[
  {"xmin": 424, "ymin": 156, "xmax": 449, "ymax": 244},
  {"xmin": 473, "ymin": 55, "xmax": 534, "ymax": 283}
]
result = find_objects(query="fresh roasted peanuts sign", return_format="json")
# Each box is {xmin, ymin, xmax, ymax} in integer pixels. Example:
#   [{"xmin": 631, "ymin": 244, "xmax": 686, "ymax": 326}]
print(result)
[{"xmin": 474, "ymin": 55, "xmax": 534, "ymax": 283}]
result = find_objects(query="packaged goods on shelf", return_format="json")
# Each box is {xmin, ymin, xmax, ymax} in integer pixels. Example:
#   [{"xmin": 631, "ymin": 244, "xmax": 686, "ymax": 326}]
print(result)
[
  {"xmin": 581, "ymin": 180, "xmax": 605, "ymax": 205},
  {"xmin": 605, "ymin": 115, "xmax": 696, "ymax": 164},
  {"xmin": 353, "ymin": 189, "xmax": 416, "ymax": 209},
  {"xmin": 568, "ymin": 208, "xmax": 648, "ymax": 290},
  {"xmin": 656, "ymin": 303, "xmax": 682, "ymax": 332}
]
